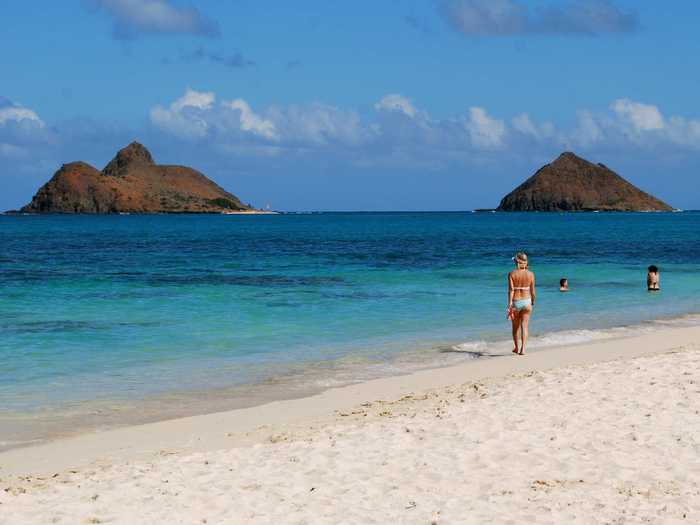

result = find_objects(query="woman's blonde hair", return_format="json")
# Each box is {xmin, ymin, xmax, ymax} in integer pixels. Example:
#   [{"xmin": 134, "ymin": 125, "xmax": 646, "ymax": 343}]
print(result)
[{"xmin": 515, "ymin": 252, "xmax": 528, "ymax": 269}]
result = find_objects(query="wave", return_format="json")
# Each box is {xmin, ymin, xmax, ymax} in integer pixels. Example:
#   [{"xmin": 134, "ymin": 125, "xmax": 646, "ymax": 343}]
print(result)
[
  {"xmin": 444, "ymin": 329, "xmax": 620, "ymax": 355},
  {"xmin": 0, "ymin": 438, "xmax": 43, "ymax": 453},
  {"xmin": 444, "ymin": 312, "xmax": 700, "ymax": 358}
]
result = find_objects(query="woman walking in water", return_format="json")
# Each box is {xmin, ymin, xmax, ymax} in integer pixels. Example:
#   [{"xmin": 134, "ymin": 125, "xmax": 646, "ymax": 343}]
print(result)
[{"xmin": 507, "ymin": 252, "xmax": 536, "ymax": 355}]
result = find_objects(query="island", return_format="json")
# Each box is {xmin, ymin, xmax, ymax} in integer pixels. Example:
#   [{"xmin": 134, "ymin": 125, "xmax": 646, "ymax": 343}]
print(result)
[
  {"xmin": 16, "ymin": 142, "xmax": 272, "ymax": 214},
  {"xmin": 497, "ymin": 152, "xmax": 673, "ymax": 212}
]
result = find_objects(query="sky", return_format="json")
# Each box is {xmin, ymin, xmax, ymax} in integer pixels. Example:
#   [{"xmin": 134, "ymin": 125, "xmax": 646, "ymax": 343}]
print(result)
[{"xmin": 2, "ymin": 0, "xmax": 700, "ymax": 211}]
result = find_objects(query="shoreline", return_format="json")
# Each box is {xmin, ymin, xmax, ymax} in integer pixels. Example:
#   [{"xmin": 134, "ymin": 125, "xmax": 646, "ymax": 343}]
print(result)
[
  {"xmin": 1, "ymin": 321, "xmax": 698, "ymax": 478},
  {"xmin": 2, "ymin": 209, "xmax": 280, "ymax": 215},
  {"xmin": 220, "ymin": 209, "xmax": 279, "ymax": 214},
  {"xmin": 2, "ymin": 313, "xmax": 697, "ymax": 456}
]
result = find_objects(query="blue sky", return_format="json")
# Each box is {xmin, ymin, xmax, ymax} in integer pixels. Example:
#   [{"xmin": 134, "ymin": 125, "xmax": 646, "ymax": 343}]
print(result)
[{"xmin": 2, "ymin": 0, "xmax": 700, "ymax": 211}]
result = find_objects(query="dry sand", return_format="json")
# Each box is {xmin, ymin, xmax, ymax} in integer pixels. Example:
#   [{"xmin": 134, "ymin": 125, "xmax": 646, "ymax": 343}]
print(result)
[{"xmin": 1, "ymin": 325, "xmax": 699, "ymax": 524}]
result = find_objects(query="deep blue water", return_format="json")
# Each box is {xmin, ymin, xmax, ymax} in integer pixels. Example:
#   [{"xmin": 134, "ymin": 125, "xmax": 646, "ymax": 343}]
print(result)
[{"xmin": 1, "ymin": 212, "xmax": 699, "ymax": 443}]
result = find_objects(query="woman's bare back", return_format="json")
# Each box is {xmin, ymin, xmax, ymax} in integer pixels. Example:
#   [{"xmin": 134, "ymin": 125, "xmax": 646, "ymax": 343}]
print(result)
[{"xmin": 509, "ymin": 269, "xmax": 533, "ymax": 299}]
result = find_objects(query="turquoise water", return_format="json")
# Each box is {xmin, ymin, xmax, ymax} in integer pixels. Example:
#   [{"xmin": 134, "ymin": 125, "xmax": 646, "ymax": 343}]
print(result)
[{"xmin": 1, "ymin": 212, "xmax": 699, "ymax": 444}]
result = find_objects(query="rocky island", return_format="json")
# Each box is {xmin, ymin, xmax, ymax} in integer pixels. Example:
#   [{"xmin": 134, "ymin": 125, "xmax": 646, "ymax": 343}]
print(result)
[
  {"xmin": 497, "ymin": 152, "xmax": 673, "ymax": 212},
  {"xmin": 17, "ymin": 142, "xmax": 261, "ymax": 214}
]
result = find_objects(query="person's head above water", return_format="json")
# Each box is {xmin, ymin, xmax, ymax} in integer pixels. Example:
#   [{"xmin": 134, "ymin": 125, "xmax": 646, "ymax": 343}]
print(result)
[
  {"xmin": 559, "ymin": 278, "xmax": 569, "ymax": 291},
  {"xmin": 647, "ymin": 265, "xmax": 660, "ymax": 291},
  {"xmin": 513, "ymin": 252, "xmax": 528, "ymax": 269}
]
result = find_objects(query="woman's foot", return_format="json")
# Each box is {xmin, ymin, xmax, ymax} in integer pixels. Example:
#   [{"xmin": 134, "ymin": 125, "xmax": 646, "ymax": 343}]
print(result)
[
  {"xmin": 512, "ymin": 347, "xmax": 519, "ymax": 354},
  {"xmin": 518, "ymin": 351, "xmax": 525, "ymax": 355}
]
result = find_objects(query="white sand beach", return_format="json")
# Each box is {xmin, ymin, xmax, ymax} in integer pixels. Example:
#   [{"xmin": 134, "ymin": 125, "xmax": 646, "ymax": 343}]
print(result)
[
  {"xmin": 221, "ymin": 209, "xmax": 279, "ymax": 215},
  {"xmin": 1, "ymin": 325, "xmax": 699, "ymax": 524}
]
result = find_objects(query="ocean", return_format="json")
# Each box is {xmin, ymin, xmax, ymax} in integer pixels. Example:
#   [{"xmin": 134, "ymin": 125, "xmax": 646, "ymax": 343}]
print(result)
[{"xmin": 1, "ymin": 211, "xmax": 699, "ymax": 448}]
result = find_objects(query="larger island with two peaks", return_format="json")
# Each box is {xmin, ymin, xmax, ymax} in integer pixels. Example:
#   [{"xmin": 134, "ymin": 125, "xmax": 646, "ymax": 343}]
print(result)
[{"xmin": 18, "ymin": 142, "xmax": 256, "ymax": 214}]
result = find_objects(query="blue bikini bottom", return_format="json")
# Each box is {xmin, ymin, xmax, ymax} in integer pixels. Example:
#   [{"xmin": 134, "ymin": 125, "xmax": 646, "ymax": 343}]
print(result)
[{"xmin": 512, "ymin": 298, "xmax": 532, "ymax": 311}]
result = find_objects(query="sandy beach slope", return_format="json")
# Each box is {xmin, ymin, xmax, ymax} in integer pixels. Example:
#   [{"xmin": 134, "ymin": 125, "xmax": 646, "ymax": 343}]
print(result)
[{"xmin": 1, "ymin": 327, "xmax": 699, "ymax": 523}]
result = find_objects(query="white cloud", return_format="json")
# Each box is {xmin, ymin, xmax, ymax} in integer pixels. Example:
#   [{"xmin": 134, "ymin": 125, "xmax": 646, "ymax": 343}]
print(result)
[
  {"xmin": 225, "ymin": 99, "xmax": 277, "ymax": 140},
  {"xmin": 0, "ymin": 100, "xmax": 44, "ymax": 127},
  {"xmin": 88, "ymin": 0, "xmax": 219, "ymax": 39},
  {"xmin": 149, "ymin": 88, "xmax": 215, "ymax": 139},
  {"xmin": 150, "ymin": 89, "xmax": 371, "ymax": 148},
  {"xmin": 148, "ymin": 90, "xmax": 700, "ymax": 164},
  {"xmin": 374, "ymin": 94, "xmax": 418, "ymax": 118},
  {"xmin": 372, "ymin": 94, "xmax": 439, "ymax": 151},
  {"xmin": 511, "ymin": 113, "xmax": 554, "ymax": 140},
  {"xmin": 270, "ymin": 103, "xmax": 371, "ymax": 147},
  {"xmin": 171, "ymin": 88, "xmax": 215, "ymax": 111},
  {"xmin": 571, "ymin": 109, "xmax": 605, "ymax": 147},
  {"xmin": 465, "ymin": 107, "xmax": 506, "ymax": 148},
  {"xmin": 663, "ymin": 116, "xmax": 700, "ymax": 148},
  {"xmin": 512, "ymin": 113, "xmax": 538, "ymax": 136},
  {"xmin": 0, "ymin": 98, "xmax": 49, "ymax": 159},
  {"xmin": 561, "ymin": 100, "xmax": 700, "ymax": 150},
  {"xmin": 611, "ymin": 98, "xmax": 664, "ymax": 132}
]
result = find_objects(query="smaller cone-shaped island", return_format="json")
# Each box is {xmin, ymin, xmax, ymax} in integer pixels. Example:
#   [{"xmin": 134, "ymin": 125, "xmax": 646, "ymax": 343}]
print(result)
[
  {"xmin": 497, "ymin": 152, "xmax": 673, "ymax": 212},
  {"xmin": 19, "ymin": 142, "xmax": 254, "ymax": 214}
]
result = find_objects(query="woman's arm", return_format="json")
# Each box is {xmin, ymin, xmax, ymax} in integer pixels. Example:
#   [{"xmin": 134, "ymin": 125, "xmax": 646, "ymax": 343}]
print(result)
[
  {"xmin": 507, "ymin": 273, "xmax": 514, "ymax": 307},
  {"xmin": 530, "ymin": 272, "xmax": 536, "ymax": 305}
]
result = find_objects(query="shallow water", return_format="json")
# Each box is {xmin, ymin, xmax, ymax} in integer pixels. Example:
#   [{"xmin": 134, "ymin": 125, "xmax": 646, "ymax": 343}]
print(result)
[{"xmin": 1, "ymin": 212, "xmax": 699, "ymax": 445}]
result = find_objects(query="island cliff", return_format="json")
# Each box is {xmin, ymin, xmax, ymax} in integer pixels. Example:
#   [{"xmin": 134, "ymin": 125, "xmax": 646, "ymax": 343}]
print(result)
[
  {"xmin": 19, "ymin": 142, "xmax": 251, "ymax": 214},
  {"xmin": 497, "ymin": 152, "xmax": 673, "ymax": 212}
]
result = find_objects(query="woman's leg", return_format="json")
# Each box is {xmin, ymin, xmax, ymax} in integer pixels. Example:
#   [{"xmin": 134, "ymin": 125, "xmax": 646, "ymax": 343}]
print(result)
[
  {"xmin": 511, "ymin": 311, "xmax": 520, "ymax": 353},
  {"xmin": 519, "ymin": 309, "xmax": 531, "ymax": 355}
]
